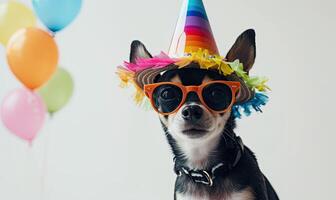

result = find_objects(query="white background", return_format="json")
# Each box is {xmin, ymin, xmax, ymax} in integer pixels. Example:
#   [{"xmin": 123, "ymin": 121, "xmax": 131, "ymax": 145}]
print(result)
[{"xmin": 0, "ymin": 0, "xmax": 335, "ymax": 199}]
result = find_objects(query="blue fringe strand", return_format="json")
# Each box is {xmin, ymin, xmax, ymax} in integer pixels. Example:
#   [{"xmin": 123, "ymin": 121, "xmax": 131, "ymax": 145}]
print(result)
[{"xmin": 232, "ymin": 92, "xmax": 269, "ymax": 119}]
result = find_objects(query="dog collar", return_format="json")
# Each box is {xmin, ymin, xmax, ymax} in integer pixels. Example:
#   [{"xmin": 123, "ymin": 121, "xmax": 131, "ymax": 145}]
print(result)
[{"xmin": 174, "ymin": 136, "xmax": 244, "ymax": 187}]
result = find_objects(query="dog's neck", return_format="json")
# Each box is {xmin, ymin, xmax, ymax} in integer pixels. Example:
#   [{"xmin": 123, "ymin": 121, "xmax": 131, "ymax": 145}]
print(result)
[
  {"xmin": 163, "ymin": 116, "xmax": 238, "ymax": 170},
  {"xmin": 177, "ymin": 132, "xmax": 221, "ymax": 169}
]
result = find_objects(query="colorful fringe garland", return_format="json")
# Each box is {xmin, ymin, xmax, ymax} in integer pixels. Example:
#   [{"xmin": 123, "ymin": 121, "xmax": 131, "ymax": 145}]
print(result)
[
  {"xmin": 117, "ymin": 49, "xmax": 270, "ymax": 118},
  {"xmin": 232, "ymin": 92, "xmax": 269, "ymax": 119}
]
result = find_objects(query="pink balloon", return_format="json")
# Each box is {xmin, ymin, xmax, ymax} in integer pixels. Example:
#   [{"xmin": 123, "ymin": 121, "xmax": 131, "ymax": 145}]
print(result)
[{"xmin": 1, "ymin": 88, "xmax": 46, "ymax": 142}]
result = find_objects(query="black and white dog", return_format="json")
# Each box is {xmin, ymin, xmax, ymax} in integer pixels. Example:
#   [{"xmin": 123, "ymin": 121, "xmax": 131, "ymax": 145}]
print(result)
[{"xmin": 129, "ymin": 29, "xmax": 279, "ymax": 200}]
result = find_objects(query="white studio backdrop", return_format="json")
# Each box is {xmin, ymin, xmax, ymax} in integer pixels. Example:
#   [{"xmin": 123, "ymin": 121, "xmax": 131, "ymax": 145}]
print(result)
[{"xmin": 0, "ymin": 0, "xmax": 335, "ymax": 199}]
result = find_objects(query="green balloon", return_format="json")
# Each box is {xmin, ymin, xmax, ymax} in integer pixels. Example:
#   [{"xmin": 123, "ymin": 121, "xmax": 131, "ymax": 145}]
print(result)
[{"xmin": 38, "ymin": 67, "xmax": 74, "ymax": 114}]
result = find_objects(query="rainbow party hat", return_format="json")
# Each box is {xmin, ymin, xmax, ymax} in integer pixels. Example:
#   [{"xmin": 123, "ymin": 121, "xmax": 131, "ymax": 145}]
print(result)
[{"xmin": 169, "ymin": 0, "xmax": 219, "ymax": 56}]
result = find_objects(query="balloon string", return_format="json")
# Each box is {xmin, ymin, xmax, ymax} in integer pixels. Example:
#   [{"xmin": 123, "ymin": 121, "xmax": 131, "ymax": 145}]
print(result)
[
  {"xmin": 40, "ymin": 115, "xmax": 52, "ymax": 200},
  {"xmin": 28, "ymin": 140, "xmax": 33, "ymax": 147},
  {"xmin": 24, "ymin": 141, "xmax": 37, "ymax": 199}
]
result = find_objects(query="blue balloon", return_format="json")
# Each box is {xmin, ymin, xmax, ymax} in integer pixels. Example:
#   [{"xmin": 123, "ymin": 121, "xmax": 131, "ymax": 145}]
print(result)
[{"xmin": 32, "ymin": 0, "xmax": 82, "ymax": 32}]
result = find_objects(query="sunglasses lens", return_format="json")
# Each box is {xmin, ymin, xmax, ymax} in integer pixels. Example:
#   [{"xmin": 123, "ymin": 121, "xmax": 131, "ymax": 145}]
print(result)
[
  {"xmin": 152, "ymin": 84, "xmax": 183, "ymax": 113},
  {"xmin": 202, "ymin": 83, "xmax": 233, "ymax": 111}
]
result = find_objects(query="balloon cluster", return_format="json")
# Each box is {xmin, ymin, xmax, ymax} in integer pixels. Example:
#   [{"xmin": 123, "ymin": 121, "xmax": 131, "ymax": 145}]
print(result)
[{"xmin": 0, "ymin": 0, "xmax": 81, "ymax": 143}]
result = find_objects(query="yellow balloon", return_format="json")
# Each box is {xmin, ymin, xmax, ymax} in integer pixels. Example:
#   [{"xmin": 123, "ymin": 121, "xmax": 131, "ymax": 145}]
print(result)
[{"xmin": 0, "ymin": 1, "xmax": 36, "ymax": 45}]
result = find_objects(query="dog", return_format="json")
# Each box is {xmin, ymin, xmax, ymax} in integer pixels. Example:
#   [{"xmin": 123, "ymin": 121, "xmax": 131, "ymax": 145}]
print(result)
[{"xmin": 128, "ymin": 29, "xmax": 279, "ymax": 200}]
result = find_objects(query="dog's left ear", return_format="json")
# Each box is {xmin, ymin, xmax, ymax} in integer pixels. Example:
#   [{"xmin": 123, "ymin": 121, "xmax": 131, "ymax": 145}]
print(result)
[
  {"xmin": 226, "ymin": 29, "xmax": 256, "ymax": 73},
  {"xmin": 130, "ymin": 40, "xmax": 152, "ymax": 63}
]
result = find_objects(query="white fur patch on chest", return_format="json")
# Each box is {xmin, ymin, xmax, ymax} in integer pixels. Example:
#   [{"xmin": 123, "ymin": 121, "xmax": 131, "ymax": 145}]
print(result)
[{"xmin": 176, "ymin": 187, "xmax": 255, "ymax": 200}]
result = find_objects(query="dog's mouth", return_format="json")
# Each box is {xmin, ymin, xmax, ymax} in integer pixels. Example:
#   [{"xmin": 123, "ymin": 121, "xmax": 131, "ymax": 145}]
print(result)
[{"xmin": 182, "ymin": 128, "xmax": 208, "ymax": 138}]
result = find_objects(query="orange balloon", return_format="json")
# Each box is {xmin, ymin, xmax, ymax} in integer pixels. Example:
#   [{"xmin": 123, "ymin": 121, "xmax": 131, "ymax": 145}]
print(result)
[{"xmin": 6, "ymin": 27, "xmax": 58, "ymax": 89}]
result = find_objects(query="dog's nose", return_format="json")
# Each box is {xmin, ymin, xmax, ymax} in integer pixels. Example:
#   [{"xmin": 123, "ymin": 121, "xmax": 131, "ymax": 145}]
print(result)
[{"xmin": 182, "ymin": 105, "xmax": 203, "ymax": 122}]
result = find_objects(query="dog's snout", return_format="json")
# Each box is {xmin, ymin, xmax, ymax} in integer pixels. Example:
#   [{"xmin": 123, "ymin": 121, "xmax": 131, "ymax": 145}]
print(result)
[{"xmin": 182, "ymin": 105, "xmax": 203, "ymax": 122}]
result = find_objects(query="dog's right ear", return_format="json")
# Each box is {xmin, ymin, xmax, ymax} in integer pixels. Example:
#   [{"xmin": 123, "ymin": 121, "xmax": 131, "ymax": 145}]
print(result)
[{"xmin": 130, "ymin": 40, "xmax": 152, "ymax": 63}]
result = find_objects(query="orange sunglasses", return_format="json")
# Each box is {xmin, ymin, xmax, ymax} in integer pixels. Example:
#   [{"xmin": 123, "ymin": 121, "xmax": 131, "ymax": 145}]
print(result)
[{"xmin": 144, "ymin": 80, "xmax": 240, "ymax": 115}]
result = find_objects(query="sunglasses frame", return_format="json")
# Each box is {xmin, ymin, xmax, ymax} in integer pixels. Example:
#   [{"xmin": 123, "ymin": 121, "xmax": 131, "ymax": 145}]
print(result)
[{"xmin": 144, "ymin": 80, "xmax": 241, "ymax": 115}]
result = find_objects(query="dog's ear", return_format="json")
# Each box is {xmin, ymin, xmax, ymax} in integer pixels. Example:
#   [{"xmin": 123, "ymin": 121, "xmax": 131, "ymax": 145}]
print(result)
[
  {"xmin": 130, "ymin": 40, "xmax": 152, "ymax": 63},
  {"xmin": 226, "ymin": 29, "xmax": 256, "ymax": 73}
]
